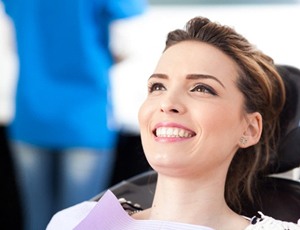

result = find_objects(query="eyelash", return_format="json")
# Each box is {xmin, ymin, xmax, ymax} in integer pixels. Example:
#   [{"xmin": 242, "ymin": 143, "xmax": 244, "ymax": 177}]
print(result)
[
  {"xmin": 148, "ymin": 82, "xmax": 165, "ymax": 93},
  {"xmin": 147, "ymin": 82, "xmax": 217, "ymax": 96},
  {"xmin": 191, "ymin": 84, "xmax": 217, "ymax": 96}
]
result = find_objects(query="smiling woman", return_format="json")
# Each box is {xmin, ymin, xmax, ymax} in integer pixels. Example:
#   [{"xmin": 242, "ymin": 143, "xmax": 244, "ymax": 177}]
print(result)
[
  {"xmin": 139, "ymin": 41, "xmax": 250, "ymax": 183},
  {"xmin": 46, "ymin": 16, "xmax": 300, "ymax": 230}
]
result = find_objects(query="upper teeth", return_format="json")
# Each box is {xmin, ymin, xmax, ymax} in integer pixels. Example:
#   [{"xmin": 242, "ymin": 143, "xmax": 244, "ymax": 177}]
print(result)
[{"xmin": 155, "ymin": 127, "xmax": 193, "ymax": 138}]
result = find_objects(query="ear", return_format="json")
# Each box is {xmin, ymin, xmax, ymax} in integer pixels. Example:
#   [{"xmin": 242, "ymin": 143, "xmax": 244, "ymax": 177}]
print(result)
[{"xmin": 239, "ymin": 112, "xmax": 262, "ymax": 148}]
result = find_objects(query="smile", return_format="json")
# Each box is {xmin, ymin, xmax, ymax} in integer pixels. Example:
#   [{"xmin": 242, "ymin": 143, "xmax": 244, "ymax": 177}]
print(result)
[{"xmin": 155, "ymin": 127, "xmax": 195, "ymax": 138}]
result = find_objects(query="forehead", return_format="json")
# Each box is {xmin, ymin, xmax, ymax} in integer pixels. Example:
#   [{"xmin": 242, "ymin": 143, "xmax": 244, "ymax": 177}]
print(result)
[{"xmin": 155, "ymin": 41, "xmax": 240, "ymax": 82}]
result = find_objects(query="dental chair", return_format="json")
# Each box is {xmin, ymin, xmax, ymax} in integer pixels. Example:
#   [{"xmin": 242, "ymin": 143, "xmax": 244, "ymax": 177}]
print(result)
[{"xmin": 93, "ymin": 65, "xmax": 300, "ymax": 223}]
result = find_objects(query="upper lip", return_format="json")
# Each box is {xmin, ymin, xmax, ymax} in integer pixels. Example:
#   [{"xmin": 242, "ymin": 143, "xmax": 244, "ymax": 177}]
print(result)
[{"xmin": 153, "ymin": 122, "xmax": 196, "ymax": 138}]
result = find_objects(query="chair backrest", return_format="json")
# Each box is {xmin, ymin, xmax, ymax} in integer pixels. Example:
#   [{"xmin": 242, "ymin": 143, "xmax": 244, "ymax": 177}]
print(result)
[
  {"xmin": 93, "ymin": 65, "xmax": 300, "ymax": 223},
  {"xmin": 240, "ymin": 176, "xmax": 300, "ymax": 222},
  {"xmin": 264, "ymin": 65, "xmax": 300, "ymax": 174}
]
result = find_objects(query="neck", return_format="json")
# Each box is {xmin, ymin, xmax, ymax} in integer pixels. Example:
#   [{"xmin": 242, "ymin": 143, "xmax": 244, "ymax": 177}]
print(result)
[{"xmin": 146, "ymin": 173, "xmax": 247, "ymax": 230}]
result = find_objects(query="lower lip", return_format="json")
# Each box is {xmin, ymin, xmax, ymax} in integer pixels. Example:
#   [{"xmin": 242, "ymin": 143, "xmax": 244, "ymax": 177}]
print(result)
[{"xmin": 154, "ymin": 136, "xmax": 192, "ymax": 143}]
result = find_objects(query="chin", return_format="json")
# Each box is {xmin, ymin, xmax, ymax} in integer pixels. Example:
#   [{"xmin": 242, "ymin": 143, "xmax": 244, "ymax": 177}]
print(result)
[{"xmin": 148, "ymin": 157, "xmax": 188, "ymax": 175}]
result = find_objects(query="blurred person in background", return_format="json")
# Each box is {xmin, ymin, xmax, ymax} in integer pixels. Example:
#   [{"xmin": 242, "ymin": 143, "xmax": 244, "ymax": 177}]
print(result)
[{"xmin": 1, "ymin": 0, "xmax": 147, "ymax": 230}]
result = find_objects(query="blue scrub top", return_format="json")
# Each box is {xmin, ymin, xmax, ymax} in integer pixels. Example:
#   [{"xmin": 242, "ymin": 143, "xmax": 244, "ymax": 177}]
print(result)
[{"xmin": 2, "ymin": 0, "xmax": 147, "ymax": 148}]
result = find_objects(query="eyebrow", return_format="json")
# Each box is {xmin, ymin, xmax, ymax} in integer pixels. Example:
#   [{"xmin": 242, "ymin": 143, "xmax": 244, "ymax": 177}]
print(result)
[{"xmin": 149, "ymin": 73, "xmax": 225, "ymax": 89}]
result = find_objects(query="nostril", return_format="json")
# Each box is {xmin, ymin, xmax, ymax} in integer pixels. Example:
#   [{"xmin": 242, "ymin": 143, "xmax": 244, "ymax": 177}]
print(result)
[
  {"xmin": 160, "ymin": 108, "xmax": 179, "ymax": 113},
  {"xmin": 160, "ymin": 102, "xmax": 182, "ymax": 114},
  {"xmin": 170, "ymin": 109, "xmax": 179, "ymax": 113}
]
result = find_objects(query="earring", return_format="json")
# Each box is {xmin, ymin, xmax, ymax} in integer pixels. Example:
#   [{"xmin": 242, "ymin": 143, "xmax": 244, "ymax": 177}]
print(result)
[{"xmin": 240, "ymin": 136, "xmax": 248, "ymax": 145}]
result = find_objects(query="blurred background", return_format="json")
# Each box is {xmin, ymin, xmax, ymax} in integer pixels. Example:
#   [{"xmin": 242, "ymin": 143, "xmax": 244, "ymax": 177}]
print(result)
[{"xmin": 1, "ymin": 0, "xmax": 300, "ymax": 229}]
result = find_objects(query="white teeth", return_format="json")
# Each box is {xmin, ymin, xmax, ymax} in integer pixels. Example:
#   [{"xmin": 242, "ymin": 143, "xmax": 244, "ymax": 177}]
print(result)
[{"xmin": 155, "ymin": 127, "xmax": 193, "ymax": 138}]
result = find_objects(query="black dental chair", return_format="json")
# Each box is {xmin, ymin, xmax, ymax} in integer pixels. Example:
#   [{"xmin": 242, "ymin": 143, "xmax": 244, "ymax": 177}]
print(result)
[{"xmin": 93, "ymin": 65, "xmax": 300, "ymax": 223}]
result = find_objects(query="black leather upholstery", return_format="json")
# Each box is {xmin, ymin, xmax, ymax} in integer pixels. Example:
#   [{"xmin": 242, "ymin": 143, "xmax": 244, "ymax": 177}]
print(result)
[{"xmin": 240, "ymin": 176, "xmax": 300, "ymax": 222}]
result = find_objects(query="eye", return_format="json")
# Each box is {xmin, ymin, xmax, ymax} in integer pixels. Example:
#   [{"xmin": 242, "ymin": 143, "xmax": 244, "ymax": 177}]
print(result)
[
  {"xmin": 191, "ymin": 84, "xmax": 217, "ymax": 96},
  {"xmin": 148, "ymin": 82, "xmax": 166, "ymax": 93}
]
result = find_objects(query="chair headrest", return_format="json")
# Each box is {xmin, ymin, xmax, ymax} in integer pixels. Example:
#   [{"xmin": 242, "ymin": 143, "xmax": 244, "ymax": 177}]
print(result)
[
  {"xmin": 265, "ymin": 65, "xmax": 300, "ymax": 174},
  {"xmin": 278, "ymin": 65, "xmax": 300, "ymax": 136}
]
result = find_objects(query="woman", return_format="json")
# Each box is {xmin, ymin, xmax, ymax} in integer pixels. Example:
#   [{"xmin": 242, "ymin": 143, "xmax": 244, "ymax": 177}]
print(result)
[{"xmin": 47, "ymin": 16, "xmax": 300, "ymax": 230}]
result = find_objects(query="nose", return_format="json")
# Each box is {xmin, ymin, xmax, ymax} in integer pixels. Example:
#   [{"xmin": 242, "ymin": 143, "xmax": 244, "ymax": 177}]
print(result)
[{"xmin": 160, "ymin": 93, "xmax": 186, "ymax": 114}]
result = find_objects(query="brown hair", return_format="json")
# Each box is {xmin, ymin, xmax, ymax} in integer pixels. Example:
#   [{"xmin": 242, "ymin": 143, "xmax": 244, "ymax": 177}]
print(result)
[{"xmin": 164, "ymin": 16, "xmax": 286, "ymax": 211}]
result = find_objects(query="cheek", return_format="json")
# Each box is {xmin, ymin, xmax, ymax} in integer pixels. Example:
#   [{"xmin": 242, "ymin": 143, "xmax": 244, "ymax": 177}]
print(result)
[
  {"xmin": 138, "ymin": 101, "xmax": 147, "ymax": 128},
  {"xmin": 196, "ymin": 105, "xmax": 243, "ymax": 139},
  {"xmin": 138, "ymin": 100, "xmax": 154, "ymax": 132}
]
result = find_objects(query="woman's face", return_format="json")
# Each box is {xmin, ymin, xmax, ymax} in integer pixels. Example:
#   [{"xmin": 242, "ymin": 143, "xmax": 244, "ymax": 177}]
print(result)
[{"xmin": 138, "ymin": 41, "xmax": 249, "ymax": 178}]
